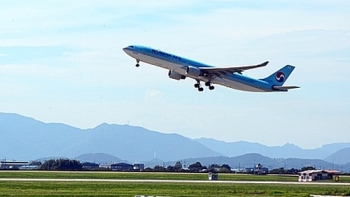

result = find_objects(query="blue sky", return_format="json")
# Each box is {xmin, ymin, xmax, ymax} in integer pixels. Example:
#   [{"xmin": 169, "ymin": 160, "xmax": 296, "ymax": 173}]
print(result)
[{"xmin": 0, "ymin": 1, "xmax": 349, "ymax": 149}]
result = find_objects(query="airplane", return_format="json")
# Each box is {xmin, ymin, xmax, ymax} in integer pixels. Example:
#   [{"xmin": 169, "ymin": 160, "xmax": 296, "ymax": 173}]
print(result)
[{"xmin": 123, "ymin": 45, "xmax": 299, "ymax": 92}]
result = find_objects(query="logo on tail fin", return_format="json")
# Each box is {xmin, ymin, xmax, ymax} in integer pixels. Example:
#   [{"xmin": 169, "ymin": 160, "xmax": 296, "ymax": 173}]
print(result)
[{"xmin": 275, "ymin": 72, "xmax": 285, "ymax": 83}]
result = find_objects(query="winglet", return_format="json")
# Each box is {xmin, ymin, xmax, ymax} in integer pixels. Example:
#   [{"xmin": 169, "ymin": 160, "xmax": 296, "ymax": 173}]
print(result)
[{"xmin": 261, "ymin": 61, "xmax": 269, "ymax": 67}]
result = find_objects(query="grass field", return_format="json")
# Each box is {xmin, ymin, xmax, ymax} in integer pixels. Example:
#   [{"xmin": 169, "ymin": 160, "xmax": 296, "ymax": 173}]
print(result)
[
  {"xmin": 1, "ymin": 171, "xmax": 350, "ymax": 196},
  {"xmin": 0, "ymin": 171, "xmax": 299, "ymax": 181}
]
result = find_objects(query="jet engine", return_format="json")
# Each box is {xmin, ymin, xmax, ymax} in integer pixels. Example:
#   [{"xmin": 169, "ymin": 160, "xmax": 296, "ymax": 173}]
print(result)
[
  {"xmin": 186, "ymin": 66, "xmax": 202, "ymax": 78},
  {"xmin": 168, "ymin": 70, "xmax": 186, "ymax": 80}
]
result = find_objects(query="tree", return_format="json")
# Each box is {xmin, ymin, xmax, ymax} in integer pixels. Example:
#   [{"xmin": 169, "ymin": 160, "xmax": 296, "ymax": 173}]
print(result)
[
  {"xmin": 40, "ymin": 159, "xmax": 82, "ymax": 171},
  {"xmin": 167, "ymin": 165, "xmax": 175, "ymax": 172},
  {"xmin": 208, "ymin": 164, "xmax": 220, "ymax": 172},
  {"xmin": 188, "ymin": 162, "xmax": 203, "ymax": 172},
  {"xmin": 153, "ymin": 165, "xmax": 167, "ymax": 172},
  {"xmin": 270, "ymin": 167, "xmax": 285, "ymax": 174},
  {"xmin": 143, "ymin": 167, "xmax": 153, "ymax": 172},
  {"xmin": 174, "ymin": 161, "xmax": 183, "ymax": 172},
  {"xmin": 286, "ymin": 168, "xmax": 300, "ymax": 174},
  {"xmin": 301, "ymin": 166, "xmax": 316, "ymax": 171},
  {"xmin": 41, "ymin": 159, "xmax": 55, "ymax": 170},
  {"xmin": 220, "ymin": 164, "xmax": 231, "ymax": 173}
]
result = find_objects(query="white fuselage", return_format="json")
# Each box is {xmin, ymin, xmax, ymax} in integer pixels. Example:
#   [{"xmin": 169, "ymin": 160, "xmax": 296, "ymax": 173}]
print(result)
[{"xmin": 123, "ymin": 46, "xmax": 272, "ymax": 92}]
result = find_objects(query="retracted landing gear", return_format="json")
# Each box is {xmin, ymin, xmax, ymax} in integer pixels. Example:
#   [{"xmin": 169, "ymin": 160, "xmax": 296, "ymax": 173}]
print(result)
[{"xmin": 135, "ymin": 59, "xmax": 140, "ymax": 67}]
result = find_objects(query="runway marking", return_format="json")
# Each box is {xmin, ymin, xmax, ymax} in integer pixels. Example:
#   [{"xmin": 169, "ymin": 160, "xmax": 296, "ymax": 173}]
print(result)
[{"xmin": 0, "ymin": 178, "xmax": 350, "ymax": 186}]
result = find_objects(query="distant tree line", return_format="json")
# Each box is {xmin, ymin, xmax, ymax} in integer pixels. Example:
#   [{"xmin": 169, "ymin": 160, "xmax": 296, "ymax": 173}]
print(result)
[
  {"xmin": 40, "ymin": 159, "xmax": 82, "ymax": 171},
  {"xmin": 32, "ymin": 159, "xmax": 319, "ymax": 174},
  {"xmin": 144, "ymin": 162, "xmax": 318, "ymax": 175},
  {"xmin": 144, "ymin": 161, "xmax": 232, "ymax": 173},
  {"xmin": 269, "ymin": 166, "xmax": 315, "ymax": 174}
]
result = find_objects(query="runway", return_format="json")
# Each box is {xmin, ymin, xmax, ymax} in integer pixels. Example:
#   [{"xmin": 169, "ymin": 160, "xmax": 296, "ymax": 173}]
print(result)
[{"xmin": 1, "ymin": 178, "xmax": 350, "ymax": 186}]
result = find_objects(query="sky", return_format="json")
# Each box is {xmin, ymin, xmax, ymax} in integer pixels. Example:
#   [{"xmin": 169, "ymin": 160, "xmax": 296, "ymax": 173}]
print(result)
[{"xmin": 0, "ymin": 0, "xmax": 350, "ymax": 149}]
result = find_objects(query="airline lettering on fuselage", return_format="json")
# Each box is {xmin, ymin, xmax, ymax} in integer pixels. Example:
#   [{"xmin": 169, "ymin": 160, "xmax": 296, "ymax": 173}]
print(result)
[
  {"xmin": 152, "ymin": 49, "xmax": 182, "ymax": 61},
  {"xmin": 123, "ymin": 45, "xmax": 299, "ymax": 92}
]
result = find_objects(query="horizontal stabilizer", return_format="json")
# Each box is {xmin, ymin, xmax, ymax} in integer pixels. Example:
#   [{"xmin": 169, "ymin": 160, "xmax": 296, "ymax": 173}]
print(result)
[{"xmin": 273, "ymin": 86, "xmax": 300, "ymax": 91}]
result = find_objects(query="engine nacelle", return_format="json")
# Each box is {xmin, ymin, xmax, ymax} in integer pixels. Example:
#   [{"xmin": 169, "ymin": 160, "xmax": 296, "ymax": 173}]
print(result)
[
  {"xmin": 168, "ymin": 70, "xmax": 186, "ymax": 80},
  {"xmin": 186, "ymin": 66, "xmax": 202, "ymax": 78}
]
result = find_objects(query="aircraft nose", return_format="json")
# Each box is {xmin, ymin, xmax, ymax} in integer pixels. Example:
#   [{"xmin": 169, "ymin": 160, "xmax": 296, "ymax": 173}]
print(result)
[
  {"xmin": 123, "ymin": 47, "xmax": 132, "ymax": 55},
  {"xmin": 123, "ymin": 46, "xmax": 135, "ymax": 53}
]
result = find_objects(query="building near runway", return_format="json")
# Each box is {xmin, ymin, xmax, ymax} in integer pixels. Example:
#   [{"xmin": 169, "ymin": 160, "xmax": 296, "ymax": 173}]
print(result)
[
  {"xmin": 298, "ymin": 170, "xmax": 339, "ymax": 182},
  {"xmin": 111, "ymin": 162, "xmax": 134, "ymax": 171},
  {"xmin": 133, "ymin": 163, "xmax": 144, "ymax": 171},
  {"xmin": 99, "ymin": 162, "xmax": 144, "ymax": 171},
  {"xmin": 81, "ymin": 162, "xmax": 100, "ymax": 170},
  {"xmin": 0, "ymin": 161, "xmax": 29, "ymax": 169}
]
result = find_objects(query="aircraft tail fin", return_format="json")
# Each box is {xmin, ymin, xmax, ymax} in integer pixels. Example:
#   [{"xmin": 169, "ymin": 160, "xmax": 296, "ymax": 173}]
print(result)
[
  {"xmin": 261, "ymin": 65, "xmax": 295, "ymax": 86},
  {"xmin": 261, "ymin": 65, "xmax": 299, "ymax": 91}
]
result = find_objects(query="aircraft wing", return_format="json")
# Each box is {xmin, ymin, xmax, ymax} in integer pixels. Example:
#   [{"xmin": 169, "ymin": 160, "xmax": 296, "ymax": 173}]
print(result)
[{"xmin": 199, "ymin": 61, "xmax": 269, "ymax": 75}]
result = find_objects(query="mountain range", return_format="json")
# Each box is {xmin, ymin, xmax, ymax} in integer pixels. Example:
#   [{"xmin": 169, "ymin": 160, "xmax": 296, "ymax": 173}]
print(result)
[
  {"xmin": 0, "ymin": 112, "xmax": 221, "ymax": 162},
  {"xmin": 1, "ymin": 112, "xmax": 349, "ymax": 171},
  {"xmin": 174, "ymin": 154, "xmax": 349, "ymax": 171},
  {"xmin": 193, "ymin": 138, "xmax": 350, "ymax": 160}
]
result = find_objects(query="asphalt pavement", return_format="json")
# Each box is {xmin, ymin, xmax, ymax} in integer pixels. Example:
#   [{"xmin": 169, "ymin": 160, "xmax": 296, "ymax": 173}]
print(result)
[{"xmin": 0, "ymin": 178, "xmax": 349, "ymax": 186}]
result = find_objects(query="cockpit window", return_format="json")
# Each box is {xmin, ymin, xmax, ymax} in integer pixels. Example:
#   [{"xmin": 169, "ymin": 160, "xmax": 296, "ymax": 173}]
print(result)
[{"xmin": 129, "ymin": 45, "xmax": 134, "ymax": 48}]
